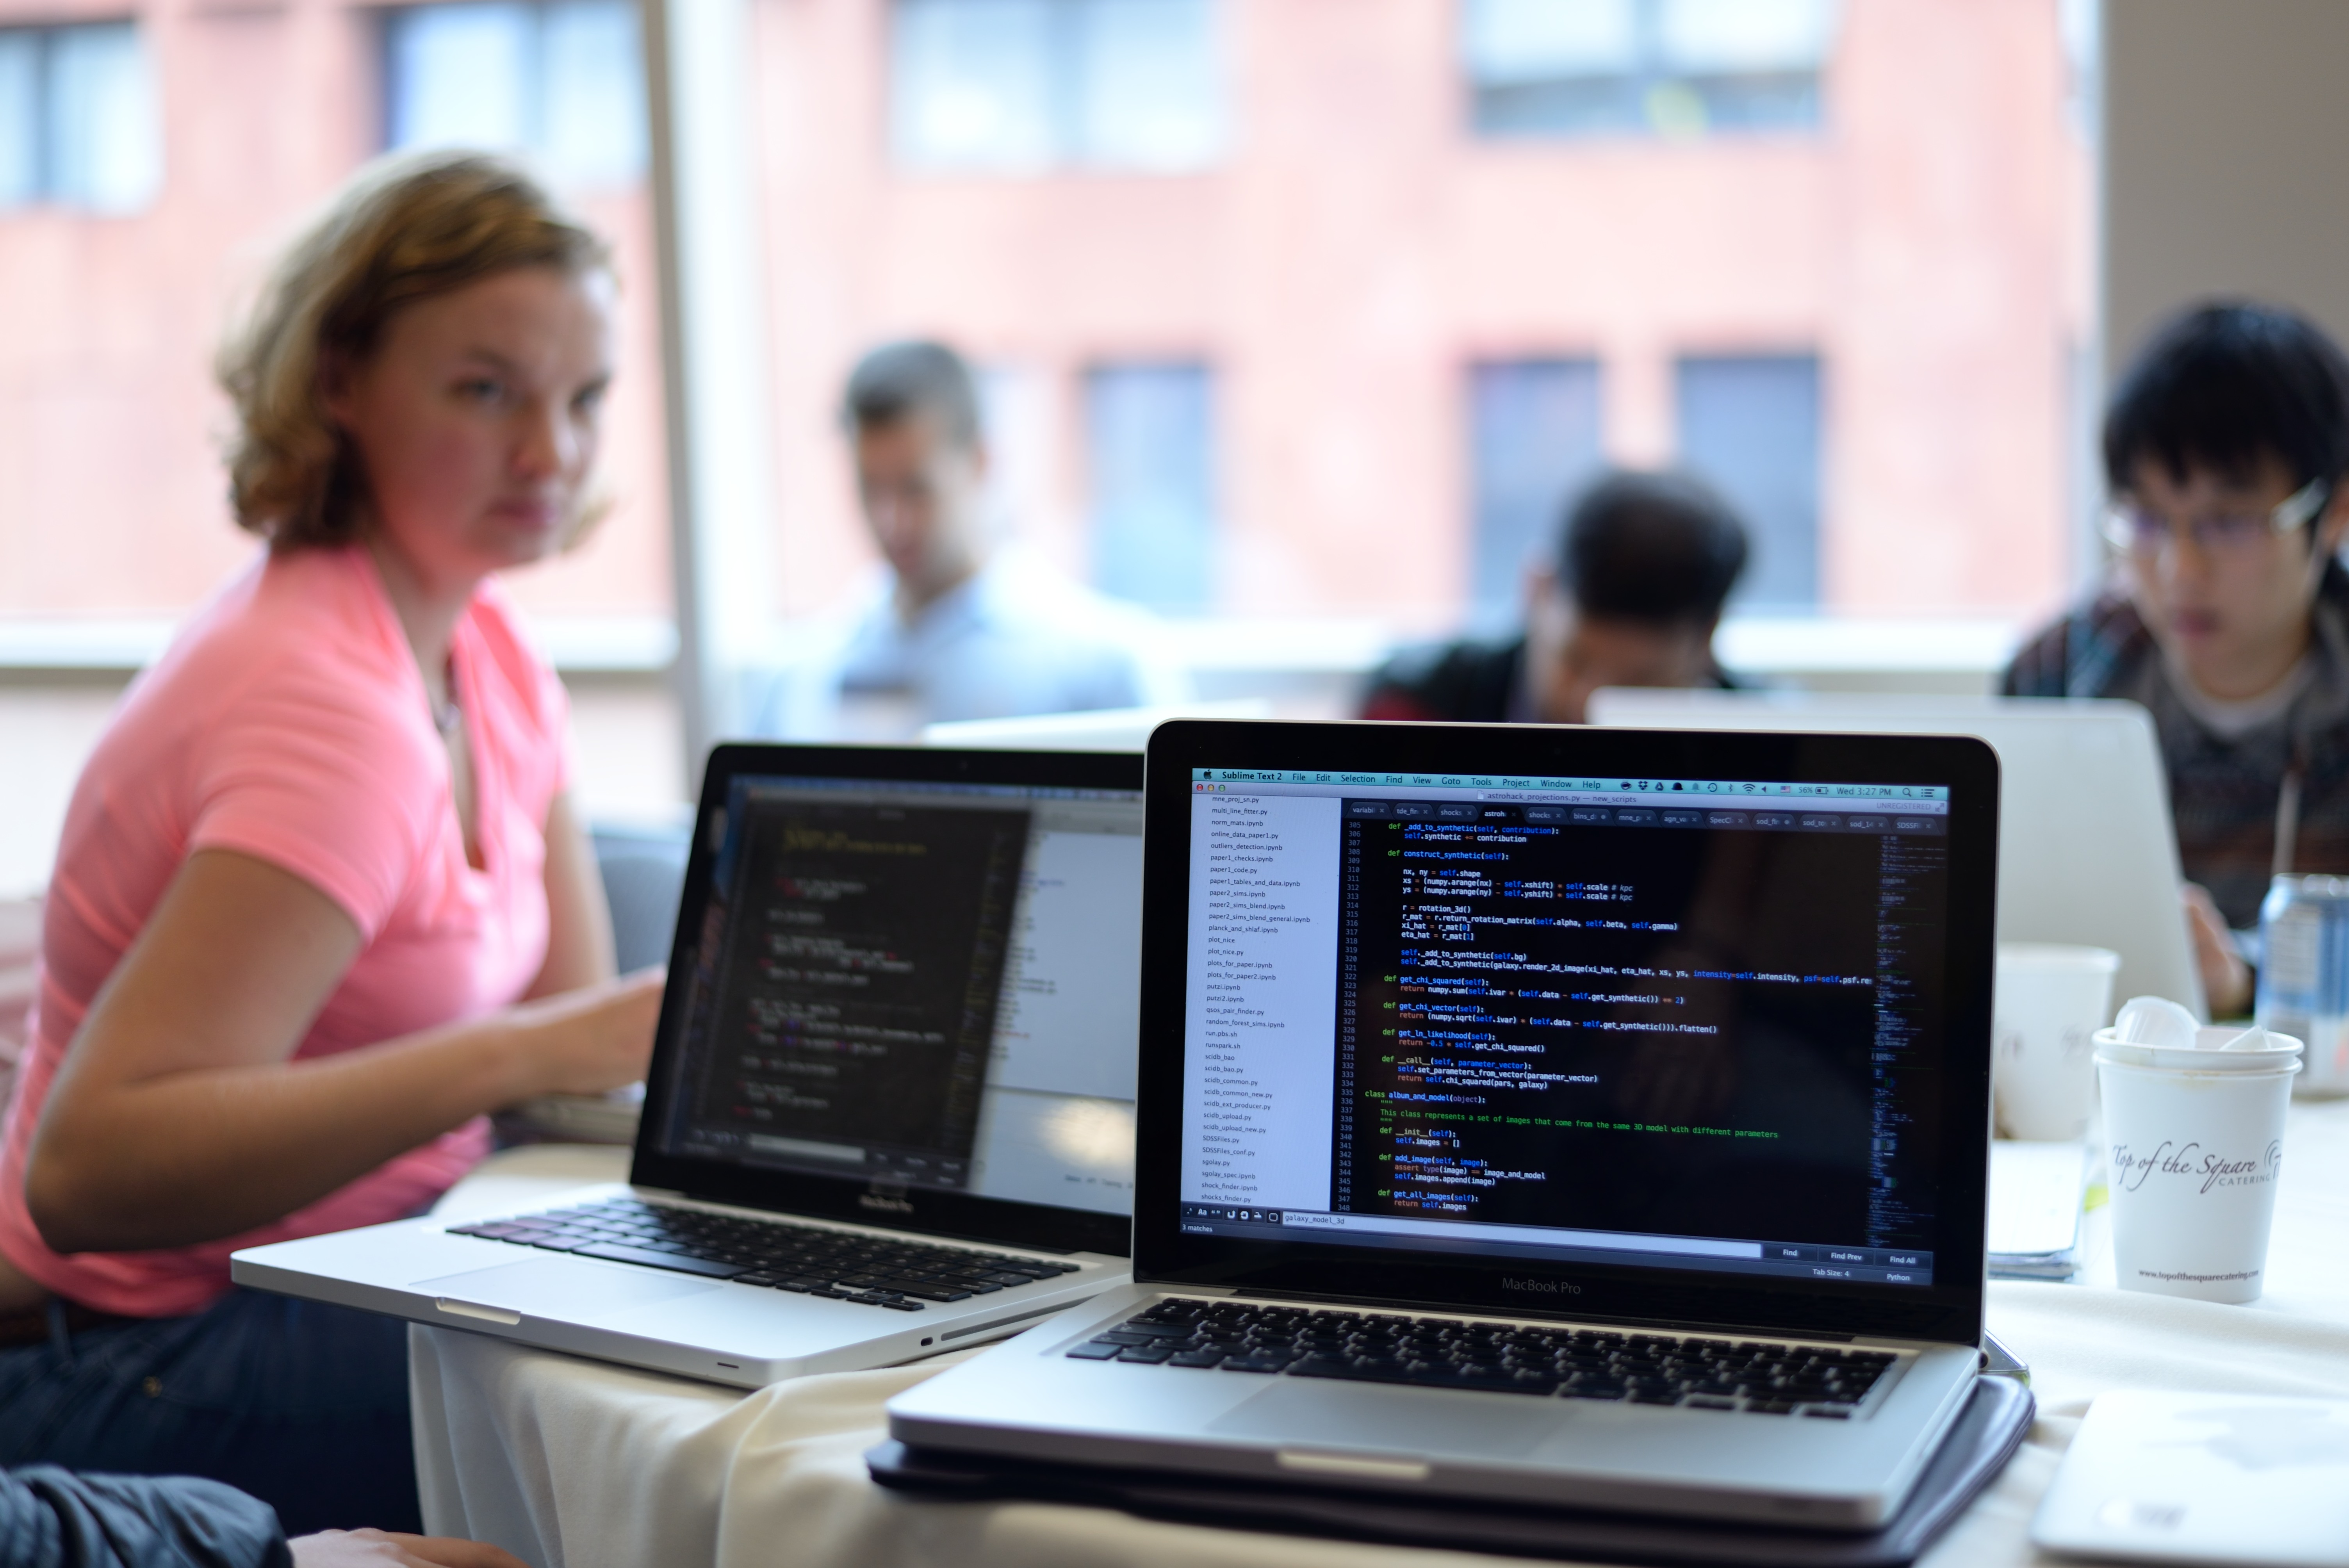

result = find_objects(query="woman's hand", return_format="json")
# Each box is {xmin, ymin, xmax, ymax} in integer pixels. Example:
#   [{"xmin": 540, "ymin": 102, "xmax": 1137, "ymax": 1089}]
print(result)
[
  {"xmin": 2183, "ymin": 882, "xmax": 2253, "ymax": 1019},
  {"xmin": 502, "ymin": 969, "xmax": 663, "ymax": 1099},
  {"xmin": 291, "ymin": 1529, "xmax": 529, "ymax": 1568}
]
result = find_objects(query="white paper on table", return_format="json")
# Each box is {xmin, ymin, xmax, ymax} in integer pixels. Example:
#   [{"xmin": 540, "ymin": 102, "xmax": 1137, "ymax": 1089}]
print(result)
[
  {"xmin": 2035, "ymin": 1390, "xmax": 2349, "ymax": 1566},
  {"xmin": 1988, "ymin": 1140, "xmax": 2091, "ymax": 1259}
]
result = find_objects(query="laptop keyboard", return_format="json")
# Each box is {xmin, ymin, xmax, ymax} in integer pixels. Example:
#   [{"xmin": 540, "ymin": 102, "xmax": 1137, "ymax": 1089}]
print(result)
[
  {"xmin": 1064, "ymin": 1299, "xmax": 1896, "ymax": 1416},
  {"xmin": 445, "ymin": 1196, "xmax": 1081, "ymax": 1312}
]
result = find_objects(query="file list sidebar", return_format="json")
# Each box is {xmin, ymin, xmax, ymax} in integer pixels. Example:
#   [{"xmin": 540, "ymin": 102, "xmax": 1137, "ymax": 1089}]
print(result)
[{"xmin": 1181, "ymin": 790, "xmax": 1340, "ymax": 1210}]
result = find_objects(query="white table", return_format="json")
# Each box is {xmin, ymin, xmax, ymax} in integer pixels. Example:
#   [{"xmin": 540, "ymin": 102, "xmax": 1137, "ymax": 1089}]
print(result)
[{"xmin": 410, "ymin": 1107, "xmax": 2349, "ymax": 1568}]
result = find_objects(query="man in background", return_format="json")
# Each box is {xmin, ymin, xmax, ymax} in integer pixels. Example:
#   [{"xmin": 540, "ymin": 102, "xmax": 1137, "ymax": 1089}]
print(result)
[
  {"xmin": 1362, "ymin": 469, "xmax": 1749, "ymax": 725},
  {"xmin": 759, "ymin": 340, "xmax": 1183, "ymax": 739},
  {"xmin": 2005, "ymin": 301, "xmax": 2349, "ymax": 1016}
]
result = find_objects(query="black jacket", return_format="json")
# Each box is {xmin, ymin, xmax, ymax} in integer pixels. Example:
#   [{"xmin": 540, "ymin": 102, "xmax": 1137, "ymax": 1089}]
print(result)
[
  {"xmin": 1360, "ymin": 636, "xmax": 1528, "ymax": 722},
  {"xmin": 1359, "ymin": 635, "xmax": 1739, "ymax": 725}
]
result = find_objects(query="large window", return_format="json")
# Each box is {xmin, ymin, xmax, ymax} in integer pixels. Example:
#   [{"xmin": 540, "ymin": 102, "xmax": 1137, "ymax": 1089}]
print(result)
[
  {"xmin": 384, "ymin": 0, "xmax": 647, "ymax": 185},
  {"xmin": 1676, "ymin": 354, "xmax": 1822, "ymax": 611},
  {"xmin": 0, "ymin": 21, "xmax": 160, "ymax": 213},
  {"xmin": 1467, "ymin": 359, "xmax": 1604, "ymax": 625},
  {"xmin": 890, "ymin": 0, "xmax": 1224, "ymax": 171},
  {"xmin": 0, "ymin": 0, "xmax": 2099, "ymax": 883},
  {"xmin": 1086, "ymin": 363, "xmax": 1216, "ymax": 613},
  {"xmin": 755, "ymin": 0, "xmax": 2088, "ymax": 640},
  {"xmin": 1463, "ymin": 0, "xmax": 1836, "ymax": 139}
]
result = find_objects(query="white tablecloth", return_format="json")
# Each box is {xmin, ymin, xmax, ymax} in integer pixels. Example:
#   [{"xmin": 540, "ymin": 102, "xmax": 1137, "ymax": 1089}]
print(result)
[{"xmin": 410, "ymin": 1108, "xmax": 2349, "ymax": 1568}]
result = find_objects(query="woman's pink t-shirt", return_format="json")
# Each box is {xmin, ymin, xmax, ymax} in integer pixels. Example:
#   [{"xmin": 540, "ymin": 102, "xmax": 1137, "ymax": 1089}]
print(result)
[{"xmin": 0, "ymin": 545, "xmax": 569, "ymax": 1317}]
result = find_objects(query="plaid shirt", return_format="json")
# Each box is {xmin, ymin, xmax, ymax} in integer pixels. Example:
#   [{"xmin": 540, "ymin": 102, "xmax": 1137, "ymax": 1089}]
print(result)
[{"xmin": 2003, "ymin": 561, "xmax": 2349, "ymax": 929}]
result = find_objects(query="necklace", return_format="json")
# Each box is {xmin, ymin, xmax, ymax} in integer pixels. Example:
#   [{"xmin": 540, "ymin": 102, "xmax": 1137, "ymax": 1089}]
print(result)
[{"xmin": 430, "ymin": 656, "xmax": 462, "ymax": 738}]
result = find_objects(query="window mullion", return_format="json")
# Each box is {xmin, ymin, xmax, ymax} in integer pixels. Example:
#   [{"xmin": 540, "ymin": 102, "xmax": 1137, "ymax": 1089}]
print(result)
[{"xmin": 640, "ymin": 0, "xmax": 779, "ymax": 788}]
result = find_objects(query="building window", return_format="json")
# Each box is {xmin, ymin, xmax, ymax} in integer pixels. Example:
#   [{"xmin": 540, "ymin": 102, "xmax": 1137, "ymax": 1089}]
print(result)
[
  {"xmin": 891, "ymin": 0, "xmax": 1224, "ymax": 173},
  {"xmin": 384, "ymin": 0, "xmax": 647, "ymax": 188},
  {"xmin": 1467, "ymin": 359, "xmax": 1604, "ymax": 625},
  {"xmin": 1462, "ymin": 0, "xmax": 1836, "ymax": 140},
  {"xmin": 1675, "ymin": 353, "xmax": 1821, "ymax": 610},
  {"xmin": 0, "ymin": 21, "xmax": 161, "ymax": 214},
  {"xmin": 1087, "ymin": 363, "xmax": 1216, "ymax": 613}
]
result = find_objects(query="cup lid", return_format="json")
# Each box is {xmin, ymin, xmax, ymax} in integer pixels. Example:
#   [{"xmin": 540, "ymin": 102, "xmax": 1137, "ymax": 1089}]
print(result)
[{"xmin": 2093, "ymin": 1024, "xmax": 2304, "ymax": 1072}]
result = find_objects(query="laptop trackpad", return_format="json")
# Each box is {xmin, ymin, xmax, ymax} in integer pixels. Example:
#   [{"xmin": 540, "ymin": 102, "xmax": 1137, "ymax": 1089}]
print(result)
[
  {"xmin": 412, "ymin": 1258, "xmax": 721, "ymax": 1318},
  {"xmin": 1208, "ymin": 1380, "xmax": 1564, "ymax": 1459}
]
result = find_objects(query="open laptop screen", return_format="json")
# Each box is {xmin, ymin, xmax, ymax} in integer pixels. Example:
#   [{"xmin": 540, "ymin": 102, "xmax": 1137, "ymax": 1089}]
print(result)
[
  {"xmin": 647, "ymin": 770, "xmax": 1142, "ymax": 1216},
  {"xmin": 1176, "ymin": 765, "xmax": 1956, "ymax": 1290}
]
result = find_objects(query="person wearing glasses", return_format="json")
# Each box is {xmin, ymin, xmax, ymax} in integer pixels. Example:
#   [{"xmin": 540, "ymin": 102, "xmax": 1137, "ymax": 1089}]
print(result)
[{"xmin": 2005, "ymin": 302, "xmax": 2349, "ymax": 1017}]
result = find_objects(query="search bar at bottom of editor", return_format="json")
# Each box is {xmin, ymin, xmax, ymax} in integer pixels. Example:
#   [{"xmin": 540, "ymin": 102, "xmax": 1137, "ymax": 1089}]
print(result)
[{"xmin": 1273, "ymin": 1211, "xmax": 1763, "ymax": 1260}]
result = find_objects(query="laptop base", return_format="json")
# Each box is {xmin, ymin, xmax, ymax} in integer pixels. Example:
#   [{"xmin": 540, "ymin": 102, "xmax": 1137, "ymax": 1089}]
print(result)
[
  {"xmin": 870, "ymin": 1374, "xmax": 2032, "ymax": 1568},
  {"xmin": 233, "ymin": 745, "xmax": 1148, "ymax": 1392},
  {"xmin": 234, "ymin": 1184, "xmax": 1123, "ymax": 1389}
]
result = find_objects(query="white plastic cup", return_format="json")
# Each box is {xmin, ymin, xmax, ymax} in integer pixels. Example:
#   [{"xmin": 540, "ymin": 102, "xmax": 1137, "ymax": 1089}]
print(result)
[
  {"xmin": 2094, "ymin": 1025, "xmax": 2301, "ymax": 1304},
  {"xmin": 1993, "ymin": 944, "xmax": 2122, "ymax": 1141}
]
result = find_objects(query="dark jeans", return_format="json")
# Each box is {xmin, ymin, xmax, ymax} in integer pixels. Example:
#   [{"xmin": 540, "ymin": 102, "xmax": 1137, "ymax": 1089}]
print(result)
[{"xmin": 0, "ymin": 1288, "xmax": 417, "ymax": 1537}]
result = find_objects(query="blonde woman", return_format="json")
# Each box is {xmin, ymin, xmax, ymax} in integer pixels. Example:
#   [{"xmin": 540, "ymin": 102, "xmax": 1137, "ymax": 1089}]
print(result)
[{"xmin": 0, "ymin": 153, "xmax": 661, "ymax": 1533}]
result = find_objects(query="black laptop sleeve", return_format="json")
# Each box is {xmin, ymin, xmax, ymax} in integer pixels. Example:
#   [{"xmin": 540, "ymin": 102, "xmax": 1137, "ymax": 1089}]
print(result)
[{"xmin": 868, "ymin": 1374, "xmax": 2033, "ymax": 1568}]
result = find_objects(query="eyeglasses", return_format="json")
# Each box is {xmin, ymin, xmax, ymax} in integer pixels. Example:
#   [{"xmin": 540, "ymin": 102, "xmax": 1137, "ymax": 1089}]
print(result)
[{"xmin": 2100, "ymin": 478, "xmax": 2331, "ymax": 558}]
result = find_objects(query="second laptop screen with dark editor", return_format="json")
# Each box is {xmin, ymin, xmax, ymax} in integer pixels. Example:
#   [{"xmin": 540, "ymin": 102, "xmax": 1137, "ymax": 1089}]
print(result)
[
  {"xmin": 1177, "ymin": 769, "xmax": 1955, "ymax": 1288},
  {"xmin": 655, "ymin": 775, "xmax": 1144, "ymax": 1215}
]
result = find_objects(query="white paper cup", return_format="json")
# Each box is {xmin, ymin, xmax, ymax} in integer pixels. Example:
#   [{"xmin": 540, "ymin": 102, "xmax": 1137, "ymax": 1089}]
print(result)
[
  {"xmin": 1994, "ymin": 944, "xmax": 2121, "ymax": 1141},
  {"xmin": 2094, "ymin": 1025, "xmax": 2301, "ymax": 1304}
]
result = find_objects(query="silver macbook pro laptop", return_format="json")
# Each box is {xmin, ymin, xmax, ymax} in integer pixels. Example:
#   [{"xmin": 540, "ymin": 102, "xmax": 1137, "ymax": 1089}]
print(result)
[
  {"xmin": 234, "ymin": 743, "xmax": 1142, "ymax": 1387},
  {"xmin": 889, "ymin": 718, "xmax": 2000, "ymax": 1528},
  {"xmin": 1588, "ymin": 690, "xmax": 2204, "ymax": 1015}
]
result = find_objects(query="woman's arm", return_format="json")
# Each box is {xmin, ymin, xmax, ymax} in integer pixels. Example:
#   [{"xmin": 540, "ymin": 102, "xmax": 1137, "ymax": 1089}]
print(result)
[
  {"xmin": 24, "ymin": 848, "xmax": 659, "ymax": 1256},
  {"xmin": 527, "ymin": 791, "xmax": 618, "ymax": 999}
]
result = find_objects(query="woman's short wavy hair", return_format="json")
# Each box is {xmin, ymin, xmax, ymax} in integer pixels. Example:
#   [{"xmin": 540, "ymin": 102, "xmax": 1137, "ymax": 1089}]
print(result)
[{"xmin": 217, "ymin": 150, "xmax": 612, "ymax": 549}]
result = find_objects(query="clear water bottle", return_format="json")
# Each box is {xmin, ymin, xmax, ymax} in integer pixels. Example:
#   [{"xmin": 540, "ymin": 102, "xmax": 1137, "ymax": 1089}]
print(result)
[{"xmin": 2256, "ymin": 873, "xmax": 2349, "ymax": 1094}]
